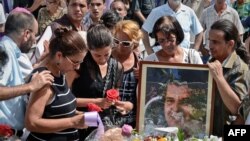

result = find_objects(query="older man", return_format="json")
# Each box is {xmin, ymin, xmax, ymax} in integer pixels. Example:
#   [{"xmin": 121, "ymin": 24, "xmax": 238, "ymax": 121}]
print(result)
[
  {"xmin": 0, "ymin": 9, "xmax": 53, "ymax": 139},
  {"xmin": 200, "ymin": 0, "xmax": 244, "ymax": 63}
]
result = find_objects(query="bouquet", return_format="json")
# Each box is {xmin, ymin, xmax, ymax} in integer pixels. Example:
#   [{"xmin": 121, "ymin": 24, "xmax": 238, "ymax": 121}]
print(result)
[{"xmin": 85, "ymin": 124, "xmax": 140, "ymax": 141}]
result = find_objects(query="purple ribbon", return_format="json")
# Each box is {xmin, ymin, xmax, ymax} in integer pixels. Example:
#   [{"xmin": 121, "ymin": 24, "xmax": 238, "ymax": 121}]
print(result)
[{"xmin": 84, "ymin": 112, "xmax": 104, "ymax": 139}]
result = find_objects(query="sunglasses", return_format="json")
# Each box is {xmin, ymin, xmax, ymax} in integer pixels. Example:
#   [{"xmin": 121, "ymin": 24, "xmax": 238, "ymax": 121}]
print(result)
[{"xmin": 113, "ymin": 37, "xmax": 133, "ymax": 47}]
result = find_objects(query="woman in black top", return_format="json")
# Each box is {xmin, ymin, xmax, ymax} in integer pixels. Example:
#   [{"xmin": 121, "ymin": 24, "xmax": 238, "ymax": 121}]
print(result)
[
  {"xmin": 68, "ymin": 24, "xmax": 134, "ymax": 140},
  {"xmin": 25, "ymin": 28, "xmax": 88, "ymax": 141}
]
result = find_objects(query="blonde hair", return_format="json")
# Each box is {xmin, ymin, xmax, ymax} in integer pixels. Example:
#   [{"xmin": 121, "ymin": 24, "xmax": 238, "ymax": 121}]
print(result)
[{"xmin": 114, "ymin": 20, "xmax": 143, "ymax": 49}]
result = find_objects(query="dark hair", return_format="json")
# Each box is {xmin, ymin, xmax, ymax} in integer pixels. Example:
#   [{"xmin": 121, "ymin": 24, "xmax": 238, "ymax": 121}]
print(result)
[
  {"xmin": 162, "ymin": 80, "xmax": 190, "ymax": 101},
  {"xmin": 66, "ymin": 0, "xmax": 87, "ymax": 5},
  {"xmin": 110, "ymin": 0, "xmax": 126, "ymax": 9},
  {"xmin": 100, "ymin": 10, "xmax": 122, "ymax": 29},
  {"xmin": 153, "ymin": 16, "xmax": 184, "ymax": 45},
  {"xmin": 211, "ymin": 19, "xmax": 249, "ymax": 64},
  {"xmin": 87, "ymin": 24, "xmax": 113, "ymax": 50},
  {"xmin": 4, "ymin": 12, "xmax": 35, "ymax": 35},
  {"xmin": 49, "ymin": 28, "xmax": 87, "ymax": 57},
  {"xmin": 87, "ymin": 0, "xmax": 105, "ymax": 4}
]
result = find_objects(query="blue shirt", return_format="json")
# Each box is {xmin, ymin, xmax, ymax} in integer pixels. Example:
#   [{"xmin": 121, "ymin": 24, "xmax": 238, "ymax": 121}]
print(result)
[{"xmin": 0, "ymin": 36, "xmax": 26, "ymax": 130}]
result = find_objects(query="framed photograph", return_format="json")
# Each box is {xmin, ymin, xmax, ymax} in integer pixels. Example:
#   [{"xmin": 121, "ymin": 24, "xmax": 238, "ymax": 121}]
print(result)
[{"xmin": 137, "ymin": 61, "xmax": 215, "ymax": 138}]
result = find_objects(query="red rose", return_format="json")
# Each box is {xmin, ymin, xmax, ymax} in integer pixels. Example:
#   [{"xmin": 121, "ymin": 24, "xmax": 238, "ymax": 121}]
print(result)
[
  {"xmin": 106, "ymin": 89, "xmax": 119, "ymax": 101},
  {"xmin": 87, "ymin": 103, "xmax": 103, "ymax": 112},
  {"xmin": 0, "ymin": 124, "xmax": 13, "ymax": 137}
]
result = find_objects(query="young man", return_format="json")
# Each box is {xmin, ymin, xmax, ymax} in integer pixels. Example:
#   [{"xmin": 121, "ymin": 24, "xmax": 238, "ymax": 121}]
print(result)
[
  {"xmin": 207, "ymin": 19, "xmax": 249, "ymax": 136},
  {"xmin": 51, "ymin": 0, "xmax": 88, "ymax": 31},
  {"xmin": 83, "ymin": 0, "xmax": 106, "ymax": 30},
  {"xmin": 110, "ymin": 0, "xmax": 127, "ymax": 19}
]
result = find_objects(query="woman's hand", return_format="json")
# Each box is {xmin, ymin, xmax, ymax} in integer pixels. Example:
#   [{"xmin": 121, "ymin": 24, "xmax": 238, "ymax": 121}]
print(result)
[
  {"xmin": 115, "ymin": 101, "xmax": 133, "ymax": 115},
  {"xmin": 71, "ymin": 113, "xmax": 88, "ymax": 129},
  {"xmin": 97, "ymin": 98, "xmax": 113, "ymax": 109}
]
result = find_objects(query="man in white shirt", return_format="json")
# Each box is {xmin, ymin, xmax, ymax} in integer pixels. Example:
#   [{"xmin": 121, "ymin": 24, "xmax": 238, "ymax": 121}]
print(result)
[{"xmin": 142, "ymin": 0, "xmax": 203, "ymax": 55}]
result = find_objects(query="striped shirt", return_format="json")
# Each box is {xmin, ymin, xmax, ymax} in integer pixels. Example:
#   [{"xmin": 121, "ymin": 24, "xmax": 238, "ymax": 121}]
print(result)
[{"xmin": 28, "ymin": 67, "xmax": 79, "ymax": 141}]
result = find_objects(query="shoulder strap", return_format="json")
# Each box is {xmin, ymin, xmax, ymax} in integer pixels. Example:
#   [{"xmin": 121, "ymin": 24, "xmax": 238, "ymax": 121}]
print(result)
[{"xmin": 102, "ymin": 59, "xmax": 113, "ymax": 97}]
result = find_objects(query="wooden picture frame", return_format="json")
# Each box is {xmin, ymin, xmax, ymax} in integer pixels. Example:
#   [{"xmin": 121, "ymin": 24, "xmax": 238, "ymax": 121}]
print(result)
[{"xmin": 137, "ymin": 61, "xmax": 215, "ymax": 138}]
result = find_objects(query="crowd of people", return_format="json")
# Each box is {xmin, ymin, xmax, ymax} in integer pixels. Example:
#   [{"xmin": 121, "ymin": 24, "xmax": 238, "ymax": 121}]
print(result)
[{"xmin": 1, "ymin": 0, "xmax": 250, "ymax": 140}]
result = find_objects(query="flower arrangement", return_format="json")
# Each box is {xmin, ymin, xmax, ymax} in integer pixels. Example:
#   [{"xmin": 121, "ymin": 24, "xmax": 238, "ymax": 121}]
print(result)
[{"xmin": 84, "ymin": 88, "xmax": 222, "ymax": 141}]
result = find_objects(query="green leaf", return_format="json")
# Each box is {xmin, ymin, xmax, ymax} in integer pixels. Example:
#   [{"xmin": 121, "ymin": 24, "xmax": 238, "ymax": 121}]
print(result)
[{"xmin": 177, "ymin": 128, "xmax": 185, "ymax": 141}]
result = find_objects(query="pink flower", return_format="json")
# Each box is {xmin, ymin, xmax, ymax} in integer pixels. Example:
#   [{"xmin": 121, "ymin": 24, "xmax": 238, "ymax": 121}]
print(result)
[
  {"xmin": 87, "ymin": 103, "xmax": 103, "ymax": 112},
  {"xmin": 121, "ymin": 124, "xmax": 133, "ymax": 137}
]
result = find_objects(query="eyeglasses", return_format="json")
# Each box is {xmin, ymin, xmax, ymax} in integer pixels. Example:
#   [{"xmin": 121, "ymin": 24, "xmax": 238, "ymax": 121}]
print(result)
[
  {"xmin": 157, "ymin": 38, "xmax": 176, "ymax": 44},
  {"xmin": 65, "ymin": 56, "xmax": 83, "ymax": 66},
  {"xmin": 113, "ymin": 37, "xmax": 133, "ymax": 47}
]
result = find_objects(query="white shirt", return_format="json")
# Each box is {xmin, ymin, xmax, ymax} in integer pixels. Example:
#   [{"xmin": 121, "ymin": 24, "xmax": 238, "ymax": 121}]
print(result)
[
  {"xmin": 142, "ymin": 3, "xmax": 203, "ymax": 48},
  {"xmin": 0, "ymin": 3, "xmax": 6, "ymax": 24},
  {"xmin": 144, "ymin": 48, "xmax": 203, "ymax": 64}
]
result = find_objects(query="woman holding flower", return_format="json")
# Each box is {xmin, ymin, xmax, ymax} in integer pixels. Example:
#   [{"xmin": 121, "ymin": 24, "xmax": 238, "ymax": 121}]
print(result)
[
  {"xmin": 67, "ymin": 24, "xmax": 133, "ymax": 140},
  {"xmin": 112, "ymin": 20, "xmax": 143, "ymax": 128}
]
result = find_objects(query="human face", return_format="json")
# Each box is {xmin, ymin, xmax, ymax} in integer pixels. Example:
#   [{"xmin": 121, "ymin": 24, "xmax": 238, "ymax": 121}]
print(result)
[
  {"xmin": 170, "ymin": 0, "xmax": 181, "ymax": 5},
  {"xmin": 67, "ymin": 0, "xmax": 88, "ymax": 22},
  {"xmin": 89, "ymin": 0, "xmax": 105, "ymax": 21},
  {"xmin": 216, "ymin": 0, "xmax": 226, "ymax": 4},
  {"xmin": 62, "ymin": 52, "xmax": 86, "ymax": 73},
  {"xmin": 164, "ymin": 84, "xmax": 192, "ymax": 127},
  {"xmin": 113, "ymin": 31, "xmax": 134, "ymax": 53},
  {"xmin": 90, "ymin": 46, "xmax": 112, "ymax": 65},
  {"xmin": 111, "ymin": 1, "xmax": 127, "ymax": 19},
  {"xmin": 20, "ymin": 20, "xmax": 38, "ymax": 53},
  {"xmin": 156, "ymin": 31, "xmax": 178, "ymax": 55},
  {"xmin": 46, "ymin": 0, "xmax": 60, "ymax": 14},
  {"xmin": 208, "ymin": 29, "xmax": 233, "ymax": 62}
]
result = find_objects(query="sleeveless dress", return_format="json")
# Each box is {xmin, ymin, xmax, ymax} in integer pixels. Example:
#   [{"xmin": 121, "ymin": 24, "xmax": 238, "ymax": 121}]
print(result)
[{"xmin": 27, "ymin": 67, "xmax": 79, "ymax": 141}]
